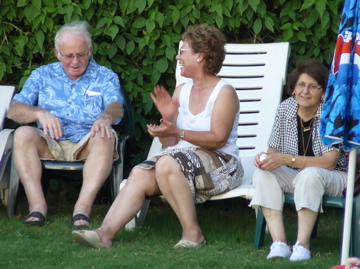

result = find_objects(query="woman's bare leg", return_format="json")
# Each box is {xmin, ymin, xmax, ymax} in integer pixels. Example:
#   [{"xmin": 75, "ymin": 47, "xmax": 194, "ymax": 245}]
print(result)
[
  {"xmin": 95, "ymin": 168, "xmax": 160, "ymax": 247},
  {"xmin": 154, "ymin": 156, "xmax": 204, "ymax": 244}
]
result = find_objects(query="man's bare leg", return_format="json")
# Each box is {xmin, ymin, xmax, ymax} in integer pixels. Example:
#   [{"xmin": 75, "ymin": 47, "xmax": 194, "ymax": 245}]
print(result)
[
  {"xmin": 72, "ymin": 132, "xmax": 115, "ymax": 226},
  {"xmin": 13, "ymin": 126, "xmax": 54, "ymax": 222}
]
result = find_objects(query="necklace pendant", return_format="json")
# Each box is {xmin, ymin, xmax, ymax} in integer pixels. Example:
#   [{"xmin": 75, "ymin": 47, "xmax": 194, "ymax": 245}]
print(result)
[{"xmin": 303, "ymin": 126, "xmax": 311, "ymax": 132}]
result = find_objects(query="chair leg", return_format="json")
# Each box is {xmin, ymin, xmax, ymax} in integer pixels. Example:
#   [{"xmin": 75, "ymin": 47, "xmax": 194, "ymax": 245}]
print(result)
[
  {"xmin": 7, "ymin": 154, "xmax": 20, "ymax": 218},
  {"xmin": 125, "ymin": 199, "xmax": 151, "ymax": 231},
  {"xmin": 118, "ymin": 180, "xmax": 151, "ymax": 230},
  {"xmin": 254, "ymin": 207, "xmax": 267, "ymax": 249}
]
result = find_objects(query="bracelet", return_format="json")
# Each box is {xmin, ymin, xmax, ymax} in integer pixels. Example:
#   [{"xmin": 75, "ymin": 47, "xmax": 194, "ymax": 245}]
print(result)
[{"xmin": 291, "ymin": 155, "xmax": 296, "ymax": 166}]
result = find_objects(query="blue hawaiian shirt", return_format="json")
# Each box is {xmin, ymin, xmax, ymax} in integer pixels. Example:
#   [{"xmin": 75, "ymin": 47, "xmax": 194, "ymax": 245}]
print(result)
[{"xmin": 12, "ymin": 58, "xmax": 124, "ymax": 143}]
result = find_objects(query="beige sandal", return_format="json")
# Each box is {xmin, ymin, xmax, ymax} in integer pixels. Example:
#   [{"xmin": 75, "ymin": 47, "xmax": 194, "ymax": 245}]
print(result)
[
  {"xmin": 174, "ymin": 239, "xmax": 207, "ymax": 248},
  {"xmin": 72, "ymin": 230, "xmax": 109, "ymax": 249}
]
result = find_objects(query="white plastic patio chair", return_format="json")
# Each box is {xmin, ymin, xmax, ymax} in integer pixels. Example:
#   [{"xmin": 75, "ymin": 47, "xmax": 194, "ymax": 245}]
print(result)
[
  {"xmin": 121, "ymin": 41, "xmax": 291, "ymax": 230},
  {"xmin": 0, "ymin": 85, "xmax": 16, "ymax": 206}
]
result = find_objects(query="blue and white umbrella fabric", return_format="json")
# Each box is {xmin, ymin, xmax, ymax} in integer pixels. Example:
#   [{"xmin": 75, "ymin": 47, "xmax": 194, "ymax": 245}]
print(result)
[{"xmin": 319, "ymin": 0, "xmax": 360, "ymax": 264}]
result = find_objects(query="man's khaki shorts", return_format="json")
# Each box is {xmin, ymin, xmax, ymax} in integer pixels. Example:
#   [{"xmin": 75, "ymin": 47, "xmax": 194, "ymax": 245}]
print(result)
[{"xmin": 35, "ymin": 128, "xmax": 119, "ymax": 162}]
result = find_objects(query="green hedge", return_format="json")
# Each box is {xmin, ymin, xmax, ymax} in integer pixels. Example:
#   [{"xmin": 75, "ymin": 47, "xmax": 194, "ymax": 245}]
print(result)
[{"xmin": 0, "ymin": 0, "xmax": 343, "ymax": 169}]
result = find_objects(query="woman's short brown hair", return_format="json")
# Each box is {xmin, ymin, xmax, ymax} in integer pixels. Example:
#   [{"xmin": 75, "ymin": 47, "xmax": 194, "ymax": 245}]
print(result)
[
  {"xmin": 182, "ymin": 24, "xmax": 226, "ymax": 75},
  {"xmin": 286, "ymin": 59, "xmax": 330, "ymax": 96}
]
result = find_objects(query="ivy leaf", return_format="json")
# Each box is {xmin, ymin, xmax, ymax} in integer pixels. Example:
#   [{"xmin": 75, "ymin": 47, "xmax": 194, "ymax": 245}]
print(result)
[
  {"xmin": 119, "ymin": 0, "xmax": 129, "ymax": 13},
  {"xmin": 24, "ymin": 4, "xmax": 41, "ymax": 21},
  {"xmin": 126, "ymin": 41, "xmax": 135, "ymax": 54},
  {"xmin": 161, "ymin": 35, "xmax": 171, "ymax": 47},
  {"xmin": 315, "ymin": 0, "xmax": 326, "ymax": 17},
  {"xmin": 283, "ymin": 28, "xmax": 293, "ymax": 41},
  {"xmin": 17, "ymin": 0, "xmax": 28, "ymax": 7},
  {"xmin": 108, "ymin": 43, "xmax": 118, "ymax": 58},
  {"xmin": 297, "ymin": 31, "xmax": 307, "ymax": 42},
  {"xmin": 215, "ymin": 16, "xmax": 223, "ymax": 28},
  {"xmin": 84, "ymin": 7, "xmax": 94, "ymax": 20},
  {"xmin": 105, "ymin": 24, "xmax": 119, "ymax": 40},
  {"xmin": 143, "ymin": 92, "xmax": 153, "ymax": 114},
  {"xmin": 136, "ymin": 0, "xmax": 147, "ymax": 14},
  {"xmin": 237, "ymin": 0, "xmax": 248, "ymax": 14},
  {"xmin": 253, "ymin": 18, "xmax": 262, "ymax": 34},
  {"xmin": 146, "ymin": 20, "xmax": 155, "ymax": 34},
  {"xmin": 133, "ymin": 17, "xmax": 147, "ymax": 29},
  {"xmin": 155, "ymin": 57, "xmax": 168, "ymax": 73},
  {"xmin": 264, "ymin": 16, "xmax": 274, "ymax": 32},
  {"xmin": 83, "ymin": 0, "xmax": 91, "ymax": 9},
  {"xmin": 64, "ymin": 5, "xmax": 75, "ymax": 22},
  {"xmin": 171, "ymin": 9, "xmax": 180, "ymax": 25},
  {"xmin": 320, "ymin": 10, "xmax": 330, "ymax": 28},
  {"xmin": 114, "ymin": 16, "xmax": 125, "ymax": 27},
  {"xmin": 300, "ymin": 0, "xmax": 316, "ymax": 11},
  {"xmin": 96, "ymin": 17, "xmax": 111, "ymax": 30},
  {"xmin": 14, "ymin": 37, "xmax": 26, "ymax": 56},
  {"xmin": 165, "ymin": 46, "xmax": 176, "ymax": 60},
  {"xmin": 138, "ymin": 38, "xmax": 147, "ymax": 51},
  {"xmin": 313, "ymin": 47, "xmax": 320, "ymax": 57},
  {"xmin": 249, "ymin": 0, "xmax": 260, "ymax": 12},
  {"xmin": 35, "ymin": 30, "xmax": 45, "ymax": 48},
  {"xmin": 155, "ymin": 12, "xmax": 165, "ymax": 27},
  {"xmin": 33, "ymin": 0, "xmax": 41, "ymax": 10}
]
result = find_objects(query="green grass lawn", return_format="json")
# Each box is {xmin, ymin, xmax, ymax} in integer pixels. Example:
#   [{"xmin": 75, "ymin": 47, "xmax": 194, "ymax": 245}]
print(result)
[{"xmin": 0, "ymin": 192, "xmax": 344, "ymax": 269}]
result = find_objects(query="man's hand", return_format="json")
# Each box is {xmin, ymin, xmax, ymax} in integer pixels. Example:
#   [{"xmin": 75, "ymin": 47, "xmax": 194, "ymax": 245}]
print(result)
[
  {"xmin": 37, "ymin": 111, "xmax": 62, "ymax": 140},
  {"xmin": 91, "ymin": 118, "xmax": 113, "ymax": 138}
]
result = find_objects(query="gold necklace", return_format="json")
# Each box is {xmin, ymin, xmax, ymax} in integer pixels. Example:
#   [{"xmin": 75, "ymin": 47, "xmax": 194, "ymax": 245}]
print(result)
[
  {"xmin": 300, "ymin": 118, "xmax": 314, "ymax": 155},
  {"xmin": 301, "ymin": 117, "xmax": 315, "ymax": 132}
]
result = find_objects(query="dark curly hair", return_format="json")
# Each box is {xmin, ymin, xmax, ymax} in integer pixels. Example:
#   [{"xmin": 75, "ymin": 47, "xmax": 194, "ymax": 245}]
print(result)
[
  {"xmin": 286, "ymin": 59, "xmax": 330, "ymax": 96},
  {"xmin": 181, "ymin": 24, "xmax": 226, "ymax": 75}
]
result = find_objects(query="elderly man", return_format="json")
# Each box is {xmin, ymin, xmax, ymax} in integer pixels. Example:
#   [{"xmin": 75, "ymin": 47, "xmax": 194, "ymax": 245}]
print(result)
[{"xmin": 8, "ymin": 21, "xmax": 124, "ymax": 227}]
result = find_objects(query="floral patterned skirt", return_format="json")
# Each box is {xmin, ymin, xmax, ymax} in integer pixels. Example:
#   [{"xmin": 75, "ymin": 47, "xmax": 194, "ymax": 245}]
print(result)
[{"xmin": 135, "ymin": 147, "xmax": 244, "ymax": 204}]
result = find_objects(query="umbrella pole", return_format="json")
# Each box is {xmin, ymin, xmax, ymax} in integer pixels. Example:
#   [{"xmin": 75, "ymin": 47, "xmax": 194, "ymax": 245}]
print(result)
[{"xmin": 341, "ymin": 148, "xmax": 357, "ymax": 264}]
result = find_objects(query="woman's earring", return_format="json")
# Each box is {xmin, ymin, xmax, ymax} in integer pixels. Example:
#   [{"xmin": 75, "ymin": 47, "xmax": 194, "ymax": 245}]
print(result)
[
  {"xmin": 292, "ymin": 92, "xmax": 295, "ymax": 97},
  {"xmin": 197, "ymin": 59, "xmax": 200, "ymax": 62},
  {"xmin": 321, "ymin": 96, "xmax": 324, "ymax": 102}
]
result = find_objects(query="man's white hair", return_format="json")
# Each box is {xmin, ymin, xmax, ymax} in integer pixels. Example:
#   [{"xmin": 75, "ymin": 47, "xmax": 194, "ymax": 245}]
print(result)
[{"xmin": 54, "ymin": 21, "xmax": 92, "ymax": 50}]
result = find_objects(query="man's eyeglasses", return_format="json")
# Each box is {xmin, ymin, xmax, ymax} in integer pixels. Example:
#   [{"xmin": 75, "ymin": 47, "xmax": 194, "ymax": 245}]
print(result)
[
  {"xmin": 295, "ymin": 82, "xmax": 322, "ymax": 92},
  {"xmin": 58, "ymin": 50, "xmax": 90, "ymax": 61},
  {"xmin": 179, "ymin": 48, "xmax": 192, "ymax": 55}
]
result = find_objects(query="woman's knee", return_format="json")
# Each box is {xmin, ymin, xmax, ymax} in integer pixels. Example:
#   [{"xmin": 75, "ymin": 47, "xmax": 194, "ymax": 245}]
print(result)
[
  {"xmin": 294, "ymin": 167, "xmax": 324, "ymax": 190},
  {"xmin": 154, "ymin": 155, "xmax": 181, "ymax": 178},
  {"xmin": 127, "ymin": 167, "xmax": 158, "ymax": 194}
]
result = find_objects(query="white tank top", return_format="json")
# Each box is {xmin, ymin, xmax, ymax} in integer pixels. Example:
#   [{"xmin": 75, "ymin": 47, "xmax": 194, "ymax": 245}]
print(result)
[{"xmin": 171, "ymin": 79, "xmax": 240, "ymax": 159}]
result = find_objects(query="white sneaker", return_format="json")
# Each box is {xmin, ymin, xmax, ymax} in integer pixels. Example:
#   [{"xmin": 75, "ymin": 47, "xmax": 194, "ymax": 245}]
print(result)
[
  {"xmin": 267, "ymin": 241, "xmax": 292, "ymax": 260},
  {"xmin": 290, "ymin": 241, "xmax": 311, "ymax": 261}
]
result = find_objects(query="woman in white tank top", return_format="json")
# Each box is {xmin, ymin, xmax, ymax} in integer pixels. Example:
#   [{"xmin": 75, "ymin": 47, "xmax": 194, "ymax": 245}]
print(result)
[{"xmin": 72, "ymin": 24, "xmax": 244, "ymax": 250}]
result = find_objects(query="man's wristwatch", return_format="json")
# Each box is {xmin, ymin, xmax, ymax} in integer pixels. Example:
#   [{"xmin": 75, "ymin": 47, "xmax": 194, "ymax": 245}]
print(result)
[{"xmin": 179, "ymin": 129, "xmax": 185, "ymax": 139}]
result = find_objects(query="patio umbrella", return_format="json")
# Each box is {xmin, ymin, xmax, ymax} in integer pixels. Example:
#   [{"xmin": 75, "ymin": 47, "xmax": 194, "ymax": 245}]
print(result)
[{"xmin": 319, "ymin": 0, "xmax": 360, "ymax": 264}]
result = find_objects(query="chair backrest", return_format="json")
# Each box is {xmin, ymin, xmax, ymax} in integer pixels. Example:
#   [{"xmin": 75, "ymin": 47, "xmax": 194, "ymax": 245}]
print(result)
[
  {"xmin": 113, "ymin": 84, "xmax": 135, "ymax": 141},
  {"xmin": 175, "ymin": 41, "xmax": 290, "ymax": 157},
  {"xmin": 0, "ymin": 86, "xmax": 16, "ymax": 131}
]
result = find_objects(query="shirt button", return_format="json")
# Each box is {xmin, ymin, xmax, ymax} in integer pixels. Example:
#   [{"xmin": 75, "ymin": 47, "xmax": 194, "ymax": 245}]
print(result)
[{"xmin": 68, "ymin": 102, "xmax": 72, "ymax": 104}]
